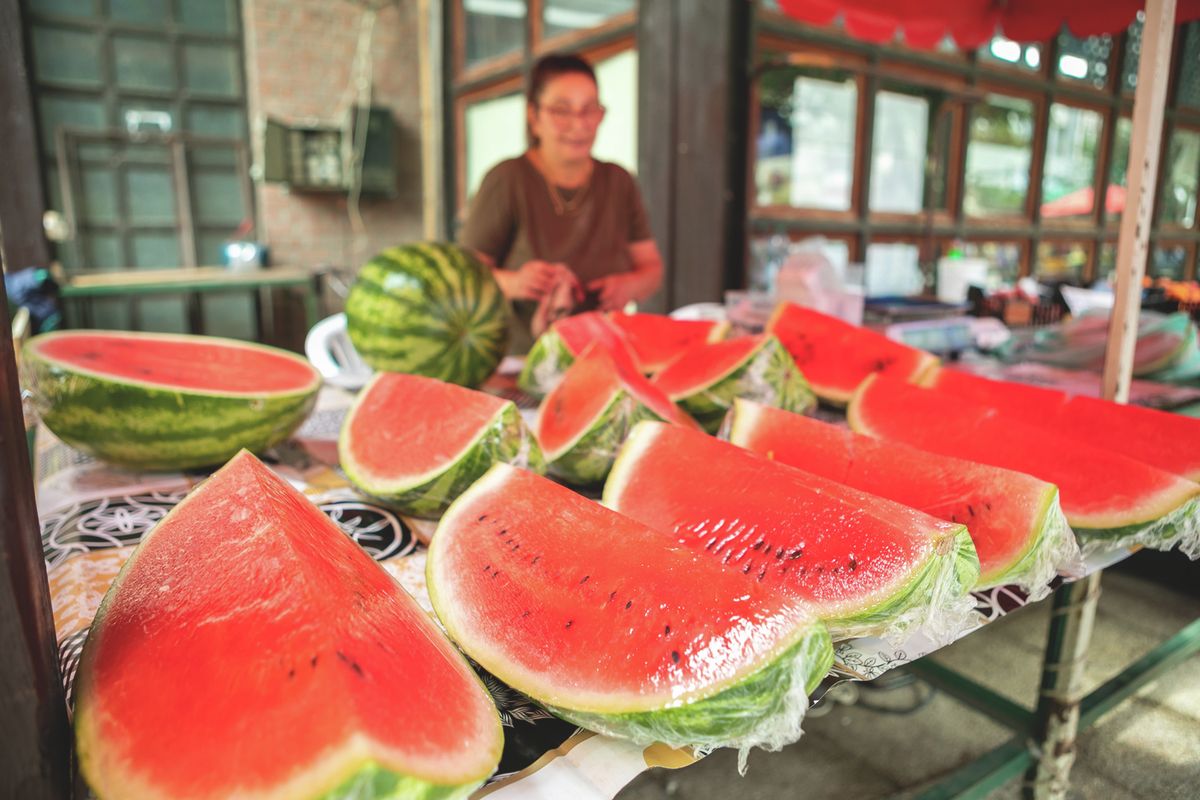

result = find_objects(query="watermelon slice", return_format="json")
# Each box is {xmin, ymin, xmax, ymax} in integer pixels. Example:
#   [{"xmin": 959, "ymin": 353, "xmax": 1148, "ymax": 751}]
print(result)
[
  {"xmin": 74, "ymin": 451, "xmax": 503, "ymax": 800},
  {"xmin": 766, "ymin": 302, "xmax": 939, "ymax": 405},
  {"xmin": 653, "ymin": 334, "xmax": 816, "ymax": 433},
  {"xmin": 850, "ymin": 375, "xmax": 1200, "ymax": 557},
  {"xmin": 23, "ymin": 330, "xmax": 319, "ymax": 471},
  {"xmin": 536, "ymin": 345, "xmax": 696, "ymax": 485},
  {"xmin": 608, "ymin": 312, "xmax": 729, "ymax": 373},
  {"xmin": 923, "ymin": 366, "xmax": 1200, "ymax": 481},
  {"xmin": 426, "ymin": 463, "xmax": 834, "ymax": 753},
  {"xmin": 517, "ymin": 312, "xmax": 638, "ymax": 396},
  {"xmin": 725, "ymin": 399, "xmax": 1081, "ymax": 593},
  {"xmin": 339, "ymin": 372, "xmax": 545, "ymax": 518},
  {"xmin": 604, "ymin": 421, "xmax": 981, "ymax": 642}
]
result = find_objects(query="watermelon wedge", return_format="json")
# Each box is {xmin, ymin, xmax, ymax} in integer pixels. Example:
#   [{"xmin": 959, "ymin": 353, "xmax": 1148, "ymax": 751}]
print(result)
[
  {"xmin": 653, "ymin": 334, "xmax": 816, "ymax": 433},
  {"xmin": 23, "ymin": 330, "xmax": 319, "ymax": 471},
  {"xmin": 766, "ymin": 303, "xmax": 939, "ymax": 405},
  {"xmin": 427, "ymin": 463, "xmax": 834, "ymax": 753},
  {"xmin": 339, "ymin": 372, "xmax": 545, "ymax": 518},
  {"xmin": 604, "ymin": 421, "xmax": 981, "ymax": 642},
  {"xmin": 923, "ymin": 366, "xmax": 1200, "ymax": 481},
  {"xmin": 536, "ymin": 345, "xmax": 696, "ymax": 485},
  {"xmin": 850, "ymin": 375, "xmax": 1200, "ymax": 557},
  {"xmin": 608, "ymin": 312, "xmax": 729, "ymax": 373},
  {"xmin": 517, "ymin": 312, "xmax": 638, "ymax": 396},
  {"xmin": 725, "ymin": 399, "xmax": 1081, "ymax": 593},
  {"xmin": 74, "ymin": 451, "xmax": 503, "ymax": 800}
]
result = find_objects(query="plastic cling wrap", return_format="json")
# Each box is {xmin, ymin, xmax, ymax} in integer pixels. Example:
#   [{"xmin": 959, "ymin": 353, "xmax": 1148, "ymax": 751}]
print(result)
[
  {"xmin": 1076, "ymin": 494, "xmax": 1200, "ymax": 560},
  {"xmin": 518, "ymin": 327, "xmax": 575, "ymax": 397},
  {"xmin": 541, "ymin": 392, "xmax": 657, "ymax": 486},
  {"xmin": 984, "ymin": 492, "xmax": 1084, "ymax": 601}
]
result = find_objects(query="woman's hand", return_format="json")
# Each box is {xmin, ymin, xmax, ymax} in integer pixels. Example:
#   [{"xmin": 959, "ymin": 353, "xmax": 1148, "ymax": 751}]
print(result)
[
  {"xmin": 495, "ymin": 260, "xmax": 577, "ymax": 301},
  {"xmin": 587, "ymin": 241, "xmax": 665, "ymax": 311},
  {"xmin": 586, "ymin": 273, "xmax": 639, "ymax": 311}
]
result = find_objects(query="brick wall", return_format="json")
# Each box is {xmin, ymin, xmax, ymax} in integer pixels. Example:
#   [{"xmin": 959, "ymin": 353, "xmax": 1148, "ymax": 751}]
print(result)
[{"xmin": 242, "ymin": 0, "xmax": 424, "ymax": 279}]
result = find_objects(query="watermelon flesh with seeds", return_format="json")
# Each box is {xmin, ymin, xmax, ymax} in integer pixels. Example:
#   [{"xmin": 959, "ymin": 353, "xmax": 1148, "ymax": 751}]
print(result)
[
  {"xmin": 604, "ymin": 421, "xmax": 981, "ymax": 642},
  {"xmin": 850, "ymin": 375, "xmax": 1200, "ymax": 557},
  {"xmin": 766, "ymin": 302, "xmax": 939, "ymax": 405},
  {"xmin": 517, "ymin": 312, "xmax": 638, "ymax": 396},
  {"xmin": 339, "ymin": 372, "xmax": 545, "ymax": 518},
  {"xmin": 653, "ymin": 334, "xmax": 816, "ymax": 433},
  {"xmin": 725, "ymin": 399, "xmax": 1081, "ymax": 593},
  {"xmin": 923, "ymin": 366, "xmax": 1200, "ymax": 482},
  {"xmin": 608, "ymin": 312, "xmax": 729, "ymax": 373},
  {"xmin": 22, "ymin": 330, "xmax": 319, "ymax": 471},
  {"xmin": 426, "ymin": 463, "xmax": 834, "ymax": 753},
  {"xmin": 74, "ymin": 450, "xmax": 503, "ymax": 800}
]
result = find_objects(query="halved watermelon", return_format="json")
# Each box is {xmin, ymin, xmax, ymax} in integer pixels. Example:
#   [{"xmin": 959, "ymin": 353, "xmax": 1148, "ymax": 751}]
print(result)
[
  {"xmin": 536, "ymin": 345, "xmax": 695, "ymax": 485},
  {"xmin": 766, "ymin": 303, "xmax": 939, "ymax": 405},
  {"xmin": 608, "ymin": 312, "xmax": 729, "ymax": 373},
  {"xmin": 339, "ymin": 372, "xmax": 544, "ymax": 518},
  {"xmin": 604, "ymin": 421, "xmax": 980, "ymax": 642},
  {"xmin": 725, "ymin": 399, "xmax": 1081, "ymax": 593},
  {"xmin": 74, "ymin": 451, "xmax": 503, "ymax": 800},
  {"xmin": 850, "ymin": 375, "xmax": 1200, "ymax": 556},
  {"xmin": 653, "ymin": 334, "xmax": 816, "ymax": 433},
  {"xmin": 23, "ymin": 330, "xmax": 319, "ymax": 471},
  {"xmin": 924, "ymin": 366, "xmax": 1200, "ymax": 481},
  {"xmin": 517, "ymin": 312, "xmax": 638, "ymax": 396},
  {"xmin": 426, "ymin": 463, "xmax": 834, "ymax": 752}
]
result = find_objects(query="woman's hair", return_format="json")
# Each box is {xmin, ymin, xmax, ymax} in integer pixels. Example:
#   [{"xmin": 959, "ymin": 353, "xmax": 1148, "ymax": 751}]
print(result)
[{"xmin": 526, "ymin": 53, "xmax": 597, "ymax": 147}]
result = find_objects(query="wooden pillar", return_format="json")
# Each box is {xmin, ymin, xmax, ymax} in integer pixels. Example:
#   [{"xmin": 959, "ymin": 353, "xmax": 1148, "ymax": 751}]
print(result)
[{"xmin": 637, "ymin": 0, "xmax": 751, "ymax": 313}]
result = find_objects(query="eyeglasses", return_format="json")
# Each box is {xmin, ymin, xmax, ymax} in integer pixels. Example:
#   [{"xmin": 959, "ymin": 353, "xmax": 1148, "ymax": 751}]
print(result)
[{"xmin": 538, "ymin": 103, "xmax": 606, "ymax": 125}]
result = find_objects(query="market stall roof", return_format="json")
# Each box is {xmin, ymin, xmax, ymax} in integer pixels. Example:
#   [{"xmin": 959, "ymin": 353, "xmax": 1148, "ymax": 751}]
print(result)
[{"xmin": 777, "ymin": 0, "xmax": 1200, "ymax": 49}]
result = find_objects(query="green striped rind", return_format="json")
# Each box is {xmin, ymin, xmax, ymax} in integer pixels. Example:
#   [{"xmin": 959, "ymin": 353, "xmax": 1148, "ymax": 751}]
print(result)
[
  {"xmin": 826, "ymin": 528, "xmax": 980, "ymax": 643},
  {"xmin": 346, "ymin": 242, "xmax": 510, "ymax": 388},
  {"xmin": 314, "ymin": 761, "xmax": 482, "ymax": 800},
  {"xmin": 548, "ymin": 623, "xmax": 833, "ymax": 752},
  {"xmin": 343, "ymin": 403, "xmax": 546, "ymax": 519},
  {"xmin": 978, "ymin": 490, "xmax": 1081, "ymax": 597},
  {"xmin": 674, "ymin": 337, "xmax": 817, "ymax": 434},
  {"xmin": 1076, "ymin": 494, "xmax": 1200, "ymax": 559},
  {"xmin": 23, "ymin": 358, "xmax": 316, "ymax": 471},
  {"xmin": 517, "ymin": 330, "xmax": 573, "ymax": 397},
  {"xmin": 546, "ymin": 394, "xmax": 657, "ymax": 487}
]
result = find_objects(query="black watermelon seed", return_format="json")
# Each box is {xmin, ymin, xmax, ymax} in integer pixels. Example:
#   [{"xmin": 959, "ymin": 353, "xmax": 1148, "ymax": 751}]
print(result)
[
  {"xmin": 776, "ymin": 547, "xmax": 785, "ymax": 560},
  {"xmin": 609, "ymin": 591, "xmax": 617, "ymax": 602},
  {"xmin": 742, "ymin": 562, "xmax": 752, "ymax": 574},
  {"xmin": 625, "ymin": 600, "xmax": 632, "ymax": 609},
  {"xmin": 849, "ymin": 557, "xmax": 858, "ymax": 571},
  {"xmin": 287, "ymin": 668, "xmax": 295, "ymax": 679},
  {"xmin": 311, "ymin": 655, "xmax": 319, "ymax": 668},
  {"xmin": 580, "ymin": 575, "xmax": 589, "ymax": 584},
  {"xmin": 565, "ymin": 620, "xmax": 573, "ymax": 629},
  {"xmin": 664, "ymin": 625, "xmax": 671, "ymax": 636},
  {"xmin": 531, "ymin": 556, "xmax": 540, "ymax": 565},
  {"xmin": 968, "ymin": 504, "xmax": 976, "ymax": 517},
  {"xmin": 789, "ymin": 548, "xmax": 803, "ymax": 559},
  {"xmin": 491, "ymin": 571, "xmax": 501, "ymax": 579},
  {"xmin": 671, "ymin": 650, "xmax": 681, "ymax": 664},
  {"xmin": 522, "ymin": 610, "xmax": 531, "ymax": 617},
  {"xmin": 477, "ymin": 514, "xmax": 487, "ymax": 522},
  {"xmin": 752, "ymin": 540, "xmax": 764, "ymax": 550}
]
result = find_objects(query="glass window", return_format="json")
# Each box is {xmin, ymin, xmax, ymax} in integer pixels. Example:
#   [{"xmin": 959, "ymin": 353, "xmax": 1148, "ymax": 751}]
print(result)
[
  {"xmin": 178, "ymin": 0, "xmax": 238, "ymax": 34},
  {"xmin": 27, "ymin": 0, "xmax": 97, "ymax": 19},
  {"xmin": 960, "ymin": 240, "xmax": 1022, "ymax": 287},
  {"xmin": 464, "ymin": 0, "xmax": 525, "ymax": 69},
  {"xmin": 964, "ymin": 93, "xmax": 1034, "ymax": 217},
  {"xmin": 1035, "ymin": 241, "xmax": 1088, "ymax": 283},
  {"xmin": 1107, "ymin": 117, "xmax": 1132, "ymax": 222},
  {"xmin": 1055, "ymin": 30, "xmax": 1113, "ymax": 89},
  {"xmin": 464, "ymin": 92, "xmax": 525, "ymax": 198},
  {"xmin": 114, "ymin": 35, "xmax": 178, "ymax": 92},
  {"xmin": 591, "ymin": 49, "xmax": 638, "ymax": 174},
  {"xmin": 1178, "ymin": 23, "xmax": 1200, "ymax": 110},
  {"xmin": 1040, "ymin": 104, "xmax": 1103, "ymax": 220},
  {"xmin": 110, "ymin": 0, "xmax": 169, "ymax": 25},
  {"xmin": 37, "ymin": 94, "xmax": 108, "ymax": 150},
  {"xmin": 125, "ymin": 167, "xmax": 177, "ymax": 225},
  {"xmin": 980, "ymin": 36, "xmax": 1042, "ymax": 71},
  {"xmin": 865, "ymin": 242, "xmax": 924, "ymax": 297},
  {"xmin": 31, "ymin": 26, "xmax": 103, "ymax": 87},
  {"xmin": 869, "ymin": 91, "xmax": 928, "ymax": 214},
  {"xmin": 543, "ymin": 0, "xmax": 634, "ymax": 39},
  {"xmin": 183, "ymin": 43, "xmax": 241, "ymax": 97},
  {"xmin": 1151, "ymin": 244, "xmax": 1189, "ymax": 279},
  {"xmin": 1099, "ymin": 242, "xmax": 1117, "ymax": 278},
  {"xmin": 1122, "ymin": 13, "xmax": 1144, "ymax": 94},
  {"xmin": 1159, "ymin": 129, "xmax": 1200, "ymax": 227}
]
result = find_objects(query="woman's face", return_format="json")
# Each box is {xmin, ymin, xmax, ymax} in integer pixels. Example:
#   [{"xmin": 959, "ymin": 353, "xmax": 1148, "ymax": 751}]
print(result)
[{"xmin": 529, "ymin": 72, "xmax": 604, "ymax": 162}]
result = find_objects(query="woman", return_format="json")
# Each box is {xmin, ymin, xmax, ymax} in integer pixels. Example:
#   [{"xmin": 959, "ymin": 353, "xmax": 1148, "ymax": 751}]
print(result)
[{"xmin": 459, "ymin": 53, "xmax": 664, "ymax": 347}]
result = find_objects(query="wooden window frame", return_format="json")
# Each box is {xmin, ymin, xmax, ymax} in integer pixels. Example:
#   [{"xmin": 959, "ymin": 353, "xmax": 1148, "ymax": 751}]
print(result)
[{"xmin": 1039, "ymin": 97, "xmax": 1110, "ymax": 232}]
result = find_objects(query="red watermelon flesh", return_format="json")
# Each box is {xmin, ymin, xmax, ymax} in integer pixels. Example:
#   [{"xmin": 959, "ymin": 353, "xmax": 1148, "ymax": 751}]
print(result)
[
  {"xmin": 653, "ymin": 335, "xmax": 763, "ymax": 398},
  {"xmin": 726, "ymin": 399, "xmax": 1078, "ymax": 590},
  {"xmin": 536, "ymin": 346, "xmax": 625, "ymax": 458},
  {"xmin": 767, "ymin": 303, "xmax": 938, "ymax": 405},
  {"xmin": 605, "ymin": 421, "xmax": 980, "ymax": 641},
  {"xmin": 849, "ymin": 375, "xmax": 1200, "ymax": 536},
  {"xmin": 554, "ymin": 311, "xmax": 640, "ymax": 369},
  {"xmin": 606, "ymin": 346, "xmax": 699, "ymax": 428},
  {"xmin": 608, "ymin": 312, "xmax": 727, "ymax": 373},
  {"xmin": 925, "ymin": 366, "xmax": 1200, "ymax": 481},
  {"xmin": 74, "ymin": 451, "xmax": 502, "ymax": 799}
]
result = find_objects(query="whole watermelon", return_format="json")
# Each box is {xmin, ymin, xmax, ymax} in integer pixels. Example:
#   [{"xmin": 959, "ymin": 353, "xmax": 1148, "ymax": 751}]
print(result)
[{"xmin": 346, "ymin": 242, "xmax": 510, "ymax": 387}]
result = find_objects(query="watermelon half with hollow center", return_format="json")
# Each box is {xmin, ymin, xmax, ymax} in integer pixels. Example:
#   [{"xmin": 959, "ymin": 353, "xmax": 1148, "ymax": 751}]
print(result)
[
  {"xmin": 426, "ymin": 463, "xmax": 834, "ymax": 753},
  {"xmin": 517, "ymin": 312, "xmax": 638, "ymax": 396},
  {"xmin": 766, "ymin": 302, "xmax": 939, "ymax": 405},
  {"xmin": 653, "ymin": 334, "xmax": 816, "ymax": 433},
  {"xmin": 23, "ymin": 330, "xmax": 320, "ymax": 471},
  {"xmin": 923, "ymin": 366, "xmax": 1200, "ymax": 481},
  {"xmin": 850, "ymin": 375, "xmax": 1200, "ymax": 557},
  {"xmin": 604, "ymin": 421, "xmax": 980, "ymax": 642},
  {"xmin": 536, "ymin": 345, "xmax": 696, "ymax": 485},
  {"xmin": 74, "ymin": 450, "xmax": 503, "ymax": 800},
  {"xmin": 725, "ymin": 399, "xmax": 1081, "ymax": 594},
  {"xmin": 339, "ymin": 372, "xmax": 545, "ymax": 518},
  {"xmin": 608, "ymin": 312, "xmax": 729, "ymax": 373}
]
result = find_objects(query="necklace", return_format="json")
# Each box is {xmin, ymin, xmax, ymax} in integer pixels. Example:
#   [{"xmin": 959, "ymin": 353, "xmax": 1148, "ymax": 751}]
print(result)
[{"xmin": 538, "ymin": 157, "xmax": 593, "ymax": 216}]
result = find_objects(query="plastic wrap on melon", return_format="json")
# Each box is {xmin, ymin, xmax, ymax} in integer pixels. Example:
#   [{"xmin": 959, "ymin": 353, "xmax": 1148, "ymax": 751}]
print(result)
[
  {"xmin": 983, "ymin": 491, "xmax": 1084, "ymax": 601},
  {"xmin": 1076, "ymin": 494, "xmax": 1200, "ymax": 560},
  {"xmin": 518, "ymin": 329, "xmax": 574, "ymax": 397},
  {"xmin": 543, "ymin": 392, "xmax": 659, "ymax": 486}
]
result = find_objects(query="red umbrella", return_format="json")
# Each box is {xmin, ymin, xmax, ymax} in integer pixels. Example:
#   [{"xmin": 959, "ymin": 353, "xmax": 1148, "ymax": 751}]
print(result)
[{"xmin": 1039, "ymin": 185, "xmax": 1127, "ymax": 218}]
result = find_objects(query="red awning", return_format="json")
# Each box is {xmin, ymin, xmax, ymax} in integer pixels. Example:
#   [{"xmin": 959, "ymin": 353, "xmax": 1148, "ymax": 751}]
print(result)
[
  {"xmin": 777, "ymin": 0, "xmax": 1200, "ymax": 49},
  {"xmin": 1040, "ymin": 185, "xmax": 1127, "ymax": 218}
]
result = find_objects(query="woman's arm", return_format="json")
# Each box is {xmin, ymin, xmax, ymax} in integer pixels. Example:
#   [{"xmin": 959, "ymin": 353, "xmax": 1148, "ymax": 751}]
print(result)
[{"xmin": 587, "ymin": 239, "xmax": 664, "ymax": 311}]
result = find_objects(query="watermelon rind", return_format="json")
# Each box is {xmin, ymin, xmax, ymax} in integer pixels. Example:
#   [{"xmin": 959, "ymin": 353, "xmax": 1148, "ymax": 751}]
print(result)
[
  {"xmin": 341, "ymin": 395, "xmax": 545, "ymax": 519},
  {"xmin": 541, "ymin": 390, "xmax": 656, "ymax": 486},
  {"xmin": 1075, "ymin": 494, "xmax": 1200, "ymax": 559},
  {"xmin": 517, "ymin": 327, "xmax": 574, "ymax": 397},
  {"xmin": 978, "ymin": 490, "xmax": 1080, "ymax": 598},
  {"xmin": 669, "ymin": 336, "xmax": 816, "ymax": 434},
  {"xmin": 346, "ymin": 242, "xmax": 509, "ymax": 388},
  {"xmin": 23, "ymin": 331, "xmax": 318, "ymax": 471},
  {"xmin": 314, "ymin": 763, "xmax": 483, "ymax": 800}
]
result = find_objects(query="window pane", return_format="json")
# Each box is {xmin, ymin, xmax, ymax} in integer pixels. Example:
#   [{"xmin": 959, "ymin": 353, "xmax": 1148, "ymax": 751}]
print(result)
[
  {"xmin": 960, "ymin": 240, "xmax": 1021, "ymax": 287},
  {"xmin": 131, "ymin": 233, "xmax": 181, "ymax": 267},
  {"xmin": 1099, "ymin": 242, "xmax": 1116, "ymax": 277},
  {"xmin": 1055, "ymin": 30, "xmax": 1113, "ymax": 89},
  {"xmin": 926, "ymin": 106, "xmax": 954, "ymax": 210},
  {"xmin": 31, "ymin": 26, "xmax": 103, "ymax": 87},
  {"xmin": 869, "ymin": 92, "xmax": 928, "ymax": 214},
  {"xmin": 1040, "ymin": 104, "xmax": 1102, "ymax": 220},
  {"xmin": 192, "ymin": 170, "xmax": 247, "ymax": 226},
  {"xmin": 1107, "ymin": 117, "xmax": 1132, "ymax": 222},
  {"xmin": 1035, "ymin": 241, "xmax": 1087, "ymax": 283},
  {"xmin": 1159, "ymin": 129, "xmax": 1200, "ymax": 227},
  {"xmin": 110, "ymin": 0, "xmax": 169, "ymax": 25},
  {"xmin": 865, "ymin": 242, "xmax": 924, "ymax": 297},
  {"xmin": 464, "ymin": 92, "xmax": 525, "ymax": 198},
  {"xmin": 80, "ymin": 166, "xmax": 119, "ymax": 225},
  {"xmin": 27, "ymin": 0, "xmax": 97, "ymax": 19},
  {"xmin": 1151, "ymin": 244, "xmax": 1189, "ymax": 280},
  {"xmin": 1179, "ymin": 24, "xmax": 1200, "ymax": 110},
  {"xmin": 964, "ymin": 94, "xmax": 1034, "ymax": 217},
  {"xmin": 1122, "ymin": 14, "xmax": 1144, "ymax": 94},
  {"xmin": 202, "ymin": 295, "xmax": 255, "ymax": 340},
  {"xmin": 114, "ymin": 35, "xmax": 178, "ymax": 92},
  {"xmin": 592, "ymin": 49, "xmax": 638, "ymax": 174},
  {"xmin": 87, "ymin": 233, "xmax": 125, "ymax": 271},
  {"xmin": 464, "ymin": 0, "xmax": 525, "ymax": 69},
  {"xmin": 38, "ymin": 94, "xmax": 108, "ymax": 151},
  {"xmin": 184, "ymin": 43, "xmax": 242, "ymax": 97},
  {"xmin": 179, "ymin": 0, "xmax": 238, "ymax": 34},
  {"xmin": 126, "ymin": 167, "xmax": 177, "ymax": 224},
  {"xmin": 980, "ymin": 36, "xmax": 1042, "ymax": 71},
  {"xmin": 543, "ymin": 0, "xmax": 633, "ymax": 39}
]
